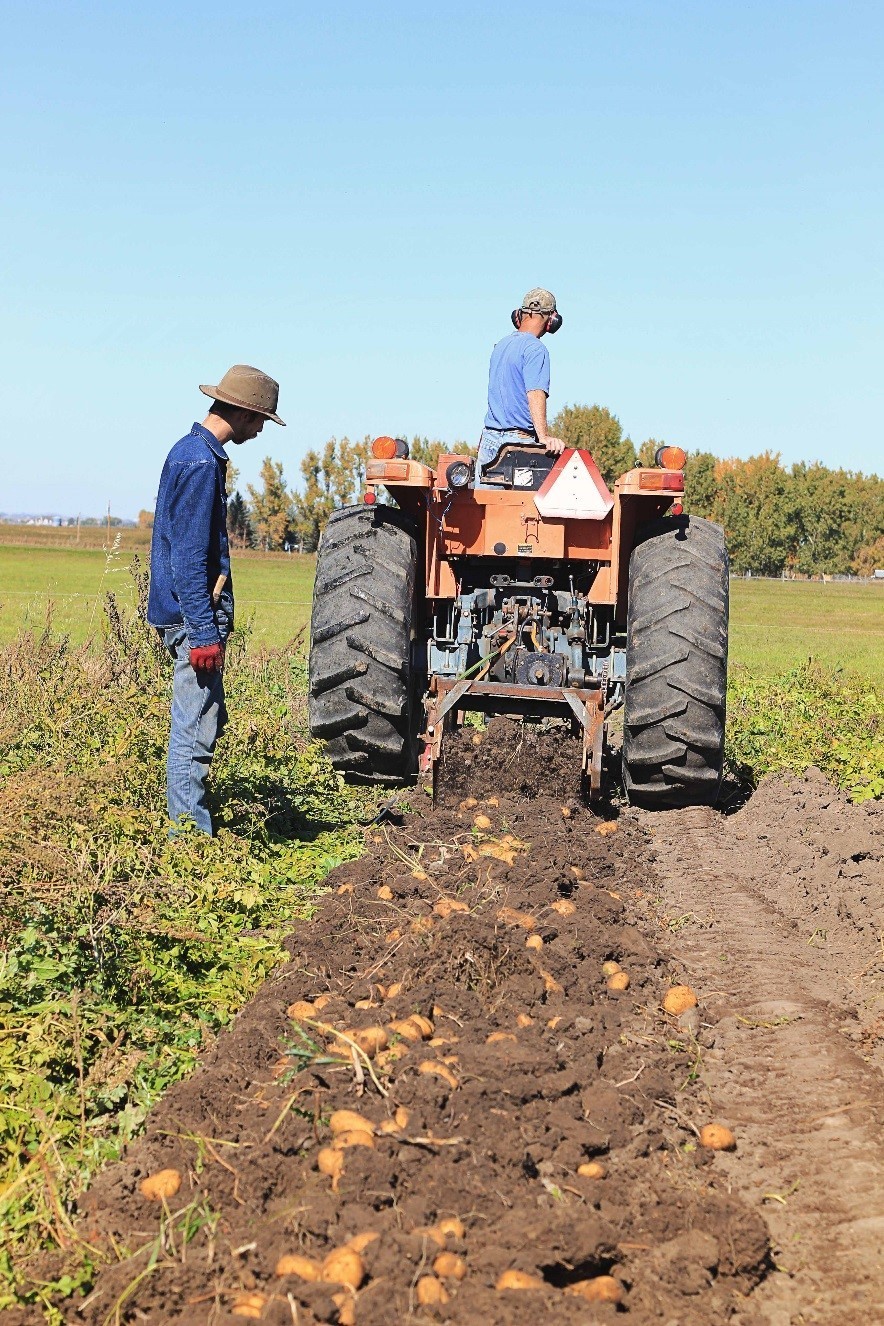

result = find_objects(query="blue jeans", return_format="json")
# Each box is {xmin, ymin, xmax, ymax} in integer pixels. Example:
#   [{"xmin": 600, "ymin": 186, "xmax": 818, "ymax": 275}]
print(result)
[
  {"xmin": 475, "ymin": 427, "xmax": 537, "ymax": 489},
  {"xmin": 162, "ymin": 626, "xmax": 228, "ymax": 836}
]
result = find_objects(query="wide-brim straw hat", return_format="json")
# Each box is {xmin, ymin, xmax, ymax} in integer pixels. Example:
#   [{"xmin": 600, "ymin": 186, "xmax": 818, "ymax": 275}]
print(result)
[{"xmin": 199, "ymin": 364, "xmax": 285, "ymax": 425}]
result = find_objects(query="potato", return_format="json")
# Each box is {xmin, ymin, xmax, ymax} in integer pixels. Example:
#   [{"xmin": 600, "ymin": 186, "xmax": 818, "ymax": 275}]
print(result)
[
  {"xmin": 607, "ymin": 971, "xmax": 630, "ymax": 991},
  {"xmin": 347, "ymin": 1230, "xmax": 380, "ymax": 1254},
  {"xmin": 525, "ymin": 934, "xmax": 543, "ymax": 951},
  {"xmin": 600, "ymin": 960, "xmax": 621, "ymax": 977},
  {"xmin": 331, "ymin": 1291, "xmax": 356, "ymax": 1326},
  {"xmin": 473, "ymin": 813, "xmax": 493, "ymax": 831},
  {"xmin": 595, "ymin": 821, "xmax": 618, "ymax": 837},
  {"xmin": 275, "ymin": 1253, "xmax": 320, "ymax": 1279},
  {"xmin": 550, "ymin": 899, "xmax": 576, "ymax": 916},
  {"xmin": 329, "ymin": 1110, "xmax": 374, "ymax": 1136},
  {"xmin": 232, "ymin": 1291, "xmax": 268, "ymax": 1318},
  {"xmin": 569, "ymin": 865, "xmax": 586, "ymax": 880},
  {"xmin": 286, "ymin": 999, "xmax": 316, "ymax": 1020},
  {"xmin": 385, "ymin": 928, "xmax": 402, "ymax": 943},
  {"xmin": 416, "ymin": 1275, "xmax": 449, "ymax": 1305},
  {"xmin": 409, "ymin": 914, "xmax": 434, "ymax": 934},
  {"xmin": 434, "ymin": 897, "xmax": 470, "ymax": 918},
  {"xmin": 540, "ymin": 968, "xmax": 564, "ymax": 996},
  {"xmin": 413, "ymin": 1225, "xmax": 446, "ymax": 1248},
  {"xmin": 376, "ymin": 884, "xmax": 394, "ymax": 900},
  {"xmin": 336, "ymin": 882, "xmax": 355, "ymax": 895},
  {"xmin": 389, "ymin": 1015, "xmax": 433, "ymax": 1042},
  {"xmin": 433, "ymin": 1251, "xmax": 467, "ymax": 1280},
  {"xmin": 354, "ymin": 998, "xmax": 376, "ymax": 1010},
  {"xmin": 375, "ymin": 1044, "xmax": 409, "ymax": 1070},
  {"xmin": 459, "ymin": 797, "xmax": 478, "ymax": 811},
  {"xmin": 313, "ymin": 994, "xmax": 332, "ymax": 1010},
  {"xmin": 388, "ymin": 1017, "xmax": 423, "ymax": 1043},
  {"xmin": 385, "ymin": 981, "xmax": 403, "ymax": 1000},
  {"xmin": 484, "ymin": 796, "xmax": 499, "ymax": 806},
  {"xmin": 332, "ymin": 1129, "xmax": 375, "ymax": 1151},
  {"xmin": 341, "ymin": 1026, "xmax": 388, "ymax": 1057},
  {"xmin": 662, "ymin": 984, "xmax": 698, "ymax": 1015},
  {"xmin": 486, "ymin": 1031, "xmax": 517, "ymax": 1044},
  {"xmin": 546, "ymin": 1015, "xmax": 563, "ymax": 1030},
  {"xmin": 699, "ymin": 1123, "xmax": 736, "ymax": 1151},
  {"xmin": 139, "ymin": 1168, "xmax": 181, "ymax": 1201},
  {"xmin": 496, "ymin": 1270, "xmax": 545, "ymax": 1291},
  {"xmin": 377, "ymin": 1119, "xmax": 401, "ymax": 1135},
  {"xmin": 478, "ymin": 841, "xmax": 517, "ymax": 865},
  {"xmin": 576, "ymin": 1161, "xmax": 606, "ymax": 1179},
  {"xmin": 472, "ymin": 732, "xmax": 484, "ymax": 747},
  {"xmin": 497, "ymin": 906, "xmax": 536, "ymax": 931},
  {"xmin": 321, "ymin": 1247, "xmax": 365, "ymax": 1289},
  {"xmin": 561, "ymin": 806, "xmax": 572, "ymax": 818},
  {"xmin": 568, "ymin": 1275, "xmax": 623, "ymax": 1303},
  {"xmin": 395, "ymin": 1106, "xmax": 410, "ymax": 1128},
  {"xmin": 516, "ymin": 1013, "xmax": 534, "ymax": 1028},
  {"xmin": 418, "ymin": 1061, "xmax": 459, "ymax": 1089},
  {"xmin": 437, "ymin": 1216, "xmax": 465, "ymax": 1240},
  {"xmin": 318, "ymin": 1147, "xmax": 345, "ymax": 1188}
]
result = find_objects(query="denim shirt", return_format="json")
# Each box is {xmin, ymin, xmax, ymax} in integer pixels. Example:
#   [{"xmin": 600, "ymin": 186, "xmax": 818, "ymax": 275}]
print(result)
[{"xmin": 147, "ymin": 423, "xmax": 233, "ymax": 647}]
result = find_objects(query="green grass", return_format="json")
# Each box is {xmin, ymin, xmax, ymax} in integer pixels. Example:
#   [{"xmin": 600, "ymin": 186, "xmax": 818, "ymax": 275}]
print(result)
[
  {"xmin": 2, "ymin": 543, "xmax": 882, "ymax": 678},
  {"xmin": 728, "ymin": 579, "xmax": 883, "ymax": 679},
  {"xmin": 0, "ymin": 545, "xmax": 315, "ymax": 648}
]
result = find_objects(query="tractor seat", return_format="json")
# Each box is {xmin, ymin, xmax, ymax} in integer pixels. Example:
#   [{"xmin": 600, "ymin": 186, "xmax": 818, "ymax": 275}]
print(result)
[{"xmin": 480, "ymin": 445, "xmax": 558, "ymax": 491}]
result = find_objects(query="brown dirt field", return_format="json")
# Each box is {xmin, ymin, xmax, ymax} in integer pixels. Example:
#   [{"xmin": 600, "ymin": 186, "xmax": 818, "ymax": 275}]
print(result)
[{"xmin": 64, "ymin": 725, "xmax": 882, "ymax": 1326}]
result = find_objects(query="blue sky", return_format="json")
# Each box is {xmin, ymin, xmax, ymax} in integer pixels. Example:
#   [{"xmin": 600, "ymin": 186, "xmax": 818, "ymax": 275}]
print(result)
[{"xmin": 1, "ymin": 0, "xmax": 881, "ymax": 517}]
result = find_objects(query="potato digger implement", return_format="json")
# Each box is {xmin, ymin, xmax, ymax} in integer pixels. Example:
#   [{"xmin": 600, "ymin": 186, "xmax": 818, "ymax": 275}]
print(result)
[{"xmin": 308, "ymin": 439, "xmax": 729, "ymax": 808}]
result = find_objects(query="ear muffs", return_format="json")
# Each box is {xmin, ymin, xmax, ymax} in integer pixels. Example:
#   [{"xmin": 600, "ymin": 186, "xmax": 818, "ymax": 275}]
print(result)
[{"xmin": 512, "ymin": 307, "xmax": 563, "ymax": 332}]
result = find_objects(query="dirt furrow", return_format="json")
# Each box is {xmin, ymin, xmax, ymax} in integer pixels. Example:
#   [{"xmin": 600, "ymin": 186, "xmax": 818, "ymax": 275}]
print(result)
[
  {"xmin": 637, "ymin": 774, "xmax": 884, "ymax": 1326},
  {"xmin": 66, "ymin": 724, "xmax": 773, "ymax": 1326}
]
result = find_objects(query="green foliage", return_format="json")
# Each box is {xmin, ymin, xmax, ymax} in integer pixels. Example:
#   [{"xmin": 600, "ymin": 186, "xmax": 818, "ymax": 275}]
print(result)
[
  {"xmin": 727, "ymin": 664, "xmax": 884, "ymax": 802},
  {"xmin": 0, "ymin": 569, "xmax": 368, "ymax": 1315},
  {"xmin": 247, "ymin": 456, "xmax": 294, "ymax": 551},
  {"xmin": 227, "ymin": 489, "xmax": 254, "ymax": 549},
  {"xmin": 409, "ymin": 436, "xmax": 475, "ymax": 467},
  {"xmin": 551, "ymin": 404, "xmax": 636, "ymax": 487},
  {"xmin": 292, "ymin": 436, "xmax": 373, "ymax": 551}
]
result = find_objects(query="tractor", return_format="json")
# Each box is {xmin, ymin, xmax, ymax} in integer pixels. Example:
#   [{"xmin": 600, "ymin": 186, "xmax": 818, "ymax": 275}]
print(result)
[{"xmin": 307, "ymin": 437, "xmax": 728, "ymax": 808}]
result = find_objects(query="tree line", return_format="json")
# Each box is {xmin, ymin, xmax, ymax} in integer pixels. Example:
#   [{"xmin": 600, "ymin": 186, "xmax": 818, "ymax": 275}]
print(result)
[{"xmin": 226, "ymin": 405, "xmax": 884, "ymax": 577}]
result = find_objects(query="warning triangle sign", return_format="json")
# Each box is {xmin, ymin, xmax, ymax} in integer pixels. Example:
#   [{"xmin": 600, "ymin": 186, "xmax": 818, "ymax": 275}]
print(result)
[{"xmin": 534, "ymin": 448, "xmax": 614, "ymax": 520}]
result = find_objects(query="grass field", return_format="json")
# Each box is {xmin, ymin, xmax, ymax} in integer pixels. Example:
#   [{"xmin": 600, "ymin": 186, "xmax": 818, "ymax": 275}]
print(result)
[
  {"xmin": 1, "ymin": 541, "xmax": 882, "ymax": 674},
  {"xmin": 0, "ymin": 544, "xmax": 315, "ymax": 647}
]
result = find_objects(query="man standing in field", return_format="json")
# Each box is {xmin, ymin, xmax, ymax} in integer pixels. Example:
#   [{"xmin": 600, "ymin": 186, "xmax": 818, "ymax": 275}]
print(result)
[
  {"xmin": 476, "ymin": 287, "xmax": 565, "ymax": 487},
  {"xmin": 148, "ymin": 365, "xmax": 285, "ymax": 835}
]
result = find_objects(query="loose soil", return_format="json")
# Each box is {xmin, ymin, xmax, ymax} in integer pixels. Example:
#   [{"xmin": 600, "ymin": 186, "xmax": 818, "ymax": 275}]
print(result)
[{"xmin": 66, "ymin": 726, "xmax": 882, "ymax": 1326}]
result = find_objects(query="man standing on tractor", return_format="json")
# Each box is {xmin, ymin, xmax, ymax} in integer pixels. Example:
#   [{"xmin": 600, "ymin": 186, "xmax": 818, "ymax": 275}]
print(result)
[
  {"xmin": 476, "ymin": 287, "xmax": 564, "ymax": 487},
  {"xmin": 148, "ymin": 364, "xmax": 285, "ymax": 835}
]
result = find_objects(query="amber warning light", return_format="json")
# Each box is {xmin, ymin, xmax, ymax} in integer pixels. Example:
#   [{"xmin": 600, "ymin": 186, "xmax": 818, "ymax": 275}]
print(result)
[
  {"xmin": 655, "ymin": 445, "xmax": 687, "ymax": 470},
  {"xmin": 371, "ymin": 436, "xmax": 410, "ymax": 460}
]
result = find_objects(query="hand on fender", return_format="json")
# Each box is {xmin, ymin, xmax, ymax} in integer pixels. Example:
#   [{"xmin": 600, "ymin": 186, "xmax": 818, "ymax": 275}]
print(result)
[
  {"xmin": 542, "ymin": 435, "xmax": 565, "ymax": 455},
  {"xmin": 189, "ymin": 642, "xmax": 225, "ymax": 673}
]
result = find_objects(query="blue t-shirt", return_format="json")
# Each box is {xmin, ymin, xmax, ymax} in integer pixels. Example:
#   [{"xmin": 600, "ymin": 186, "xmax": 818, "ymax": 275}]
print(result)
[{"xmin": 484, "ymin": 331, "xmax": 551, "ymax": 431}]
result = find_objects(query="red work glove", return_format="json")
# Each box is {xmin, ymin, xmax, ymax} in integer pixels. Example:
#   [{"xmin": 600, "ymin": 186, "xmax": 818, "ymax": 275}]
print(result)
[{"xmin": 189, "ymin": 642, "xmax": 225, "ymax": 672}]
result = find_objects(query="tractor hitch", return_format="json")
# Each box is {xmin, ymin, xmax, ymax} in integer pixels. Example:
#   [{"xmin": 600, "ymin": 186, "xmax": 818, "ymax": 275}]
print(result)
[{"xmin": 420, "ymin": 676, "xmax": 605, "ymax": 799}]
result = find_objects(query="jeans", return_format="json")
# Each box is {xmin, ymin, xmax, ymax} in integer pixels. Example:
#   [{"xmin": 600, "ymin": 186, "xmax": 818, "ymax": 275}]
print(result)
[
  {"xmin": 162, "ymin": 626, "xmax": 229, "ymax": 836},
  {"xmin": 475, "ymin": 427, "xmax": 537, "ymax": 489}
]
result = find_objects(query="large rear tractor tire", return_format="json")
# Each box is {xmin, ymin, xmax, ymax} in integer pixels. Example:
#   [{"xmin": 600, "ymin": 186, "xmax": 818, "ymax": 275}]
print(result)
[
  {"xmin": 308, "ymin": 506, "xmax": 420, "ymax": 784},
  {"xmin": 622, "ymin": 515, "xmax": 729, "ymax": 809}
]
